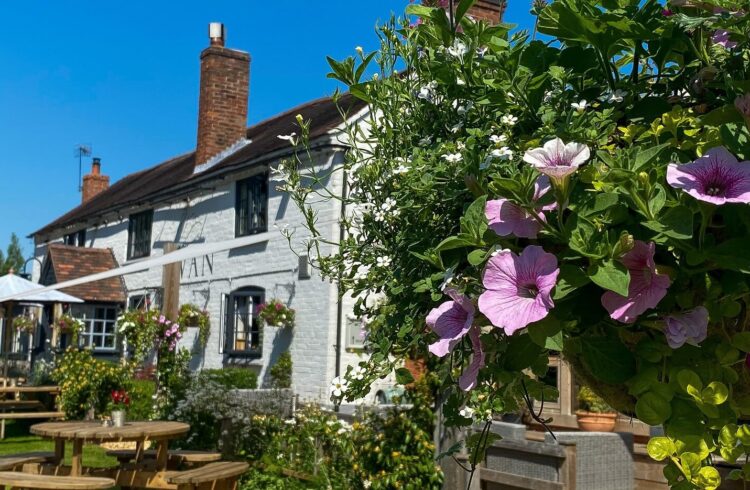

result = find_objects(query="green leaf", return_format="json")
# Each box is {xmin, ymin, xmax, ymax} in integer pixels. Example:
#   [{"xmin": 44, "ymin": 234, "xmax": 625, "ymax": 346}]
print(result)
[
  {"xmin": 647, "ymin": 437, "xmax": 676, "ymax": 461},
  {"xmin": 643, "ymin": 207, "xmax": 694, "ymax": 240},
  {"xmin": 436, "ymin": 236, "xmax": 474, "ymax": 252},
  {"xmin": 467, "ymin": 249, "xmax": 486, "ymax": 266},
  {"xmin": 581, "ymin": 335, "xmax": 636, "ymax": 384},
  {"xmin": 634, "ymin": 142, "xmax": 671, "ymax": 171},
  {"xmin": 527, "ymin": 317, "xmax": 564, "ymax": 351},
  {"xmin": 589, "ymin": 259, "xmax": 630, "ymax": 296},
  {"xmin": 405, "ymin": 4, "xmax": 434, "ymax": 16},
  {"xmin": 706, "ymin": 238, "xmax": 750, "ymax": 273},
  {"xmin": 503, "ymin": 334, "xmax": 544, "ymax": 371},
  {"xmin": 635, "ymin": 392, "xmax": 672, "ymax": 426},
  {"xmin": 732, "ymin": 332, "xmax": 750, "ymax": 352},
  {"xmin": 677, "ymin": 369, "xmax": 703, "ymax": 399},
  {"xmin": 701, "ymin": 382, "xmax": 729, "ymax": 406},
  {"xmin": 575, "ymin": 192, "xmax": 620, "ymax": 217},
  {"xmin": 454, "ymin": 0, "xmax": 478, "ymax": 25},
  {"xmin": 694, "ymin": 466, "xmax": 721, "ymax": 490},
  {"xmin": 719, "ymin": 424, "xmax": 738, "ymax": 447},
  {"xmin": 460, "ymin": 196, "xmax": 488, "ymax": 242},
  {"xmin": 553, "ymin": 264, "xmax": 591, "ymax": 300},
  {"xmin": 395, "ymin": 368, "xmax": 414, "ymax": 385},
  {"xmin": 737, "ymin": 425, "xmax": 750, "ymax": 446},
  {"xmin": 679, "ymin": 452, "xmax": 701, "ymax": 479}
]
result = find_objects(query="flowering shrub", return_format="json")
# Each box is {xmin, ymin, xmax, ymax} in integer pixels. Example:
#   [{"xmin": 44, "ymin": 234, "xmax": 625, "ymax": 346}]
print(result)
[
  {"xmin": 257, "ymin": 299, "xmax": 295, "ymax": 329},
  {"xmin": 269, "ymin": 351, "xmax": 293, "ymax": 388},
  {"xmin": 177, "ymin": 303, "xmax": 210, "ymax": 348},
  {"xmin": 284, "ymin": 0, "xmax": 750, "ymax": 487},
  {"xmin": 52, "ymin": 348, "xmax": 131, "ymax": 419},
  {"xmin": 12, "ymin": 315, "xmax": 35, "ymax": 333}
]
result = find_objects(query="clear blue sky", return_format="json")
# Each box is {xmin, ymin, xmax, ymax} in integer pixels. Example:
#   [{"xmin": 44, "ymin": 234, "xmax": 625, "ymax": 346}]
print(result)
[{"xmin": 0, "ymin": 1, "xmax": 535, "ymax": 262}]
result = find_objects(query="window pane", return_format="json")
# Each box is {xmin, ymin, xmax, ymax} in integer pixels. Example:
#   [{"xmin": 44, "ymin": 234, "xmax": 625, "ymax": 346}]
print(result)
[
  {"xmin": 93, "ymin": 336, "xmax": 103, "ymax": 348},
  {"xmin": 106, "ymin": 308, "xmax": 116, "ymax": 320},
  {"xmin": 103, "ymin": 336, "xmax": 115, "ymax": 348}
]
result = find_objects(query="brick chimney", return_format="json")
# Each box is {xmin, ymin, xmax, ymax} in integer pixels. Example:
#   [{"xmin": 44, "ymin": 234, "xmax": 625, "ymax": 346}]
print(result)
[
  {"xmin": 82, "ymin": 157, "xmax": 110, "ymax": 204},
  {"xmin": 426, "ymin": 0, "xmax": 506, "ymax": 24},
  {"xmin": 195, "ymin": 22, "xmax": 250, "ymax": 168}
]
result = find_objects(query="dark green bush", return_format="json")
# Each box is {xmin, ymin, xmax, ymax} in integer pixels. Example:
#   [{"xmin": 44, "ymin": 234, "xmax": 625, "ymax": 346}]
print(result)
[
  {"xmin": 197, "ymin": 368, "xmax": 258, "ymax": 390},
  {"xmin": 269, "ymin": 352, "xmax": 292, "ymax": 389},
  {"xmin": 127, "ymin": 379, "xmax": 156, "ymax": 420}
]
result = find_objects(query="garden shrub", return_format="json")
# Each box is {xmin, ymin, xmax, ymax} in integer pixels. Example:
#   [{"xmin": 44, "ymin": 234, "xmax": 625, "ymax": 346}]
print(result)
[
  {"xmin": 52, "ymin": 348, "xmax": 131, "ymax": 419},
  {"xmin": 197, "ymin": 367, "xmax": 258, "ymax": 390},
  {"xmin": 127, "ymin": 379, "xmax": 156, "ymax": 420},
  {"xmin": 269, "ymin": 352, "xmax": 292, "ymax": 389},
  {"xmin": 283, "ymin": 0, "xmax": 750, "ymax": 487}
]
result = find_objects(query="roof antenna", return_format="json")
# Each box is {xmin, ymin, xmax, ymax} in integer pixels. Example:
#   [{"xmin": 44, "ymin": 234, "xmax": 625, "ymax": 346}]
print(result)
[{"xmin": 74, "ymin": 144, "xmax": 92, "ymax": 192}]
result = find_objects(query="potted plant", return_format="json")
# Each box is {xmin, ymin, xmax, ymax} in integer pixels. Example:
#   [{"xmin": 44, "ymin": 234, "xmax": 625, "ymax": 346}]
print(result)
[
  {"xmin": 110, "ymin": 389, "xmax": 130, "ymax": 427},
  {"xmin": 13, "ymin": 315, "xmax": 36, "ymax": 334},
  {"xmin": 576, "ymin": 385, "xmax": 617, "ymax": 432},
  {"xmin": 257, "ymin": 299, "xmax": 295, "ymax": 329}
]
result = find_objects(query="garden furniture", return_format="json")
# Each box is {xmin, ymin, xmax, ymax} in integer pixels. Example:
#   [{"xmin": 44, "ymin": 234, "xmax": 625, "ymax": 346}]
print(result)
[
  {"xmin": 0, "ymin": 385, "xmax": 63, "ymax": 439},
  {"xmin": 0, "ymin": 471, "xmax": 115, "ymax": 489},
  {"xmin": 0, "ymin": 452, "xmax": 55, "ymax": 470},
  {"xmin": 105, "ymin": 449, "xmax": 222, "ymax": 468},
  {"xmin": 165, "ymin": 461, "xmax": 248, "ymax": 490},
  {"xmin": 30, "ymin": 420, "xmax": 190, "ymax": 476}
]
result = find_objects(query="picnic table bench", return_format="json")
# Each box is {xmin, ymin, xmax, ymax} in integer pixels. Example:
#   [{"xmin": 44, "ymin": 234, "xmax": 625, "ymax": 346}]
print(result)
[
  {"xmin": 0, "ymin": 472, "xmax": 115, "ymax": 489},
  {"xmin": 0, "ymin": 385, "xmax": 64, "ymax": 438},
  {"xmin": 106, "ymin": 448, "xmax": 222, "ymax": 468}
]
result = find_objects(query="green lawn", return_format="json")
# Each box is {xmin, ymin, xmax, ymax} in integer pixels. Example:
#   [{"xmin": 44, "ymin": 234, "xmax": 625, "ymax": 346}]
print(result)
[{"xmin": 0, "ymin": 420, "xmax": 117, "ymax": 468}]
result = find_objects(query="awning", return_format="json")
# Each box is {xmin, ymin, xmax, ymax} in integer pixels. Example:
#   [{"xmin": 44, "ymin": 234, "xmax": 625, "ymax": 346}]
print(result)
[
  {"xmin": 0, "ymin": 272, "xmax": 83, "ymax": 304},
  {"xmin": 0, "ymin": 233, "xmax": 271, "ymax": 303}
]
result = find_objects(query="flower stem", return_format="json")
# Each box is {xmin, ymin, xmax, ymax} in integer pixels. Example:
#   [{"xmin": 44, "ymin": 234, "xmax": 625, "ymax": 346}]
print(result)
[{"xmin": 698, "ymin": 203, "xmax": 715, "ymax": 250}]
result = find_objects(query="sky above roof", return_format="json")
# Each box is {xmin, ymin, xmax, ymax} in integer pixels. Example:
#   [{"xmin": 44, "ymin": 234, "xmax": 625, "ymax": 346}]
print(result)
[{"xmin": 0, "ymin": 1, "xmax": 535, "ymax": 261}]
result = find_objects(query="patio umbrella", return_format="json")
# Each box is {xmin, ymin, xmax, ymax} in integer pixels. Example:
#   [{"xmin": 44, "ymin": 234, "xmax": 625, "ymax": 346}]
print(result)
[{"xmin": 0, "ymin": 272, "xmax": 83, "ymax": 304}]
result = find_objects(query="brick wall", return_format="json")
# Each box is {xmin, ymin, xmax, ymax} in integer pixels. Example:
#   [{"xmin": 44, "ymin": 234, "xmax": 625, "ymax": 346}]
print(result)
[
  {"xmin": 469, "ymin": 0, "xmax": 507, "ymax": 24},
  {"xmin": 82, "ymin": 159, "xmax": 110, "ymax": 203},
  {"xmin": 195, "ymin": 46, "xmax": 250, "ymax": 166}
]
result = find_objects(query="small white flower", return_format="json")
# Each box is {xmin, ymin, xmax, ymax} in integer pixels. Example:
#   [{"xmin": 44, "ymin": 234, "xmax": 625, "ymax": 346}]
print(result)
[
  {"xmin": 350, "ymin": 365, "xmax": 366, "ymax": 381},
  {"xmin": 501, "ymin": 114, "xmax": 518, "ymax": 126},
  {"xmin": 277, "ymin": 133, "xmax": 297, "ymax": 145},
  {"xmin": 353, "ymin": 264, "xmax": 371, "ymax": 281},
  {"xmin": 476, "ymin": 46, "xmax": 488, "ymax": 58},
  {"xmin": 456, "ymin": 78, "xmax": 466, "ymax": 86},
  {"xmin": 543, "ymin": 90, "xmax": 554, "ymax": 103},
  {"xmin": 372, "ymin": 73, "xmax": 379, "ymax": 81},
  {"xmin": 482, "ymin": 147, "xmax": 514, "ymax": 169},
  {"xmin": 376, "ymin": 256, "xmax": 392, "ymax": 268},
  {"xmin": 450, "ymin": 122, "xmax": 464, "ymax": 133},
  {"xmin": 330, "ymin": 376, "xmax": 348, "ymax": 398},
  {"xmin": 393, "ymin": 164, "xmax": 409, "ymax": 175},
  {"xmin": 457, "ymin": 141, "xmax": 466, "ymax": 150},
  {"xmin": 418, "ymin": 136, "xmax": 432, "ymax": 147},
  {"xmin": 363, "ymin": 480, "xmax": 372, "ymax": 489},
  {"xmin": 605, "ymin": 89, "xmax": 627, "ymax": 104},
  {"xmin": 490, "ymin": 134, "xmax": 507, "ymax": 145},
  {"xmin": 337, "ymin": 427, "xmax": 347, "ymax": 435},
  {"xmin": 373, "ymin": 210, "xmax": 386, "ymax": 222},
  {"xmin": 439, "ymin": 266, "xmax": 456, "ymax": 291},
  {"xmin": 284, "ymin": 418, "xmax": 297, "ymax": 426},
  {"xmin": 355, "ymin": 46, "xmax": 364, "ymax": 55},
  {"xmin": 442, "ymin": 153, "xmax": 463, "ymax": 163},
  {"xmin": 381, "ymin": 197, "xmax": 397, "ymax": 211},
  {"xmin": 447, "ymin": 39, "xmax": 469, "ymax": 59},
  {"xmin": 459, "ymin": 406, "xmax": 475, "ymax": 419},
  {"xmin": 571, "ymin": 99, "xmax": 588, "ymax": 112}
]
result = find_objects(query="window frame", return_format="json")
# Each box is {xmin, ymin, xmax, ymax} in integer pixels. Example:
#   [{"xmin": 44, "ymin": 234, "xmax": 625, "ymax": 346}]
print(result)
[
  {"xmin": 127, "ymin": 210, "xmax": 154, "ymax": 260},
  {"xmin": 235, "ymin": 173, "xmax": 269, "ymax": 237},
  {"xmin": 64, "ymin": 229, "xmax": 86, "ymax": 247},
  {"xmin": 72, "ymin": 304, "xmax": 119, "ymax": 352},
  {"xmin": 224, "ymin": 286, "xmax": 264, "ymax": 358}
]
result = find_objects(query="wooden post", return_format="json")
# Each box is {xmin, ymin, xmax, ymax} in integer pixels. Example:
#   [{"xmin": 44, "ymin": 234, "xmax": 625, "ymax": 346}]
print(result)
[
  {"xmin": 70, "ymin": 438, "xmax": 83, "ymax": 476},
  {"xmin": 51, "ymin": 303, "xmax": 62, "ymax": 350},
  {"xmin": 161, "ymin": 243, "xmax": 180, "ymax": 322}
]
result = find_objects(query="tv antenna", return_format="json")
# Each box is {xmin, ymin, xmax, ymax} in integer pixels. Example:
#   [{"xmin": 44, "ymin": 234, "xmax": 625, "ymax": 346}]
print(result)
[{"xmin": 74, "ymin": 144, "xmax": 92, "ymax": 192}]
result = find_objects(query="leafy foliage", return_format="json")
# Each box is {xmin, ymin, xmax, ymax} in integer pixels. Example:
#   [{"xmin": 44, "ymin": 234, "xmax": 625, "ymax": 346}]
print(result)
[
  {"xmin": 269, "ymin": 352, "xmax": 293, "ymax": 389},
  {"xmin": 283, "ymin": 0, "xmax": 750, "ymax": 487}
]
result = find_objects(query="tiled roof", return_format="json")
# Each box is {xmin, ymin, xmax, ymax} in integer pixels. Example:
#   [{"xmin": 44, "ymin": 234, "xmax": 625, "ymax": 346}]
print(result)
[
  {"xmin": 42, "ymin": 244, "xmax": 127, "ymax": 303},
  {"xmin": 32, "ymin": 93, "xmax": 365, "ymax": 237}
]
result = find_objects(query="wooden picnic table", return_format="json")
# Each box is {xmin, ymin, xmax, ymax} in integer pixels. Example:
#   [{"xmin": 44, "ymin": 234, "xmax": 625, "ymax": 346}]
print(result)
[
  {"xmin": 31, "ymin": 421, "xmax": 190, "ymax": 477},
  {"xmin": 0, "ymin": 385, "xmax": 60, "ymax": 394}
]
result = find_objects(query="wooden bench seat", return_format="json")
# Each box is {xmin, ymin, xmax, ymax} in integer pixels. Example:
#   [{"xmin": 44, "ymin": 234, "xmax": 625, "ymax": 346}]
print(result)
[
  {"xmin": 167, "ymin": 461, "xmax": 249, "ymax": 489},
  {"xmin": 106, "ymin": 448, "xmax": 222, "ymax": 465},
  {"xmin": 0, "ymin": 471, "xmax": 115, "ymax": 489},
  {"xmin": 0, "ymin": 411, "xmax": 65, "ymax": 419},
  {"xmin": 0, "ymin": 451, "xmax": 56, "ymax": 470}
]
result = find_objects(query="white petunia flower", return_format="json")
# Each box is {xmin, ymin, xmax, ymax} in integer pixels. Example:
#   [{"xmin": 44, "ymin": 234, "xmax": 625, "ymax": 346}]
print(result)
[
  {"xmin": 442, "ymin": 153, "xmax": 463, "ymax": 163},
  {"xmin": 571, "ymin": 99, "xmax": 588, "ymax": 112},
  {"xmin": 501, "ymin": 114, "xmax": 518, "ymax": 126}
]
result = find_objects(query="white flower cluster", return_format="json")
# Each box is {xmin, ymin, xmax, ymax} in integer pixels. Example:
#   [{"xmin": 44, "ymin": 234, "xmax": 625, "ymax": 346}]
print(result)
[{"xmin": 118, "ymin": 320, "xmax": 135, "ymax": 334}]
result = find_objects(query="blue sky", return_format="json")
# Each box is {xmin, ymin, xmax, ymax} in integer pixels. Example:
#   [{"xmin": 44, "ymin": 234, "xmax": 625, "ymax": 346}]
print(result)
[{"xmin": 0, "ymin": 1, "xmax": 535, "ymax": 261}]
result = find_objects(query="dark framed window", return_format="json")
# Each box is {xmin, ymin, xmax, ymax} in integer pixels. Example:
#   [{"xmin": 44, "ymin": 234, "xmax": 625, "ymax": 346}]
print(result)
[
  {"xmin": 235, "ymin": 174, "xmax": 268, "ymax": 237},
  {"xmin": 64, "ymin": 229, "xmax": 86, "ymax": 247},
  {"xmin": 127, "ymin": 210, "xmax": 153, "ymax": 260},
  {"xmin": 225, "ymin": 286, "xmax": 264, "ymax": 357}
]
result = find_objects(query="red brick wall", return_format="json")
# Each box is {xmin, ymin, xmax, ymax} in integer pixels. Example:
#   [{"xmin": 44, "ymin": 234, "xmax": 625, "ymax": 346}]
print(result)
[
  {"xmin": 469, "ymin": 0, "xmax": 507, "ymax": 24},
  {"xmin": 195, "ymin": 46, "xmax": 250, "ymax": 166}
]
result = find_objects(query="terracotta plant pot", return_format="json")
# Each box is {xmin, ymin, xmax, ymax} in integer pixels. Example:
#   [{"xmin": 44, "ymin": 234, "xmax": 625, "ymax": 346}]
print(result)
[{"xmin": 576, "ymin": 411, "xmax": 618, "ymax": 432}]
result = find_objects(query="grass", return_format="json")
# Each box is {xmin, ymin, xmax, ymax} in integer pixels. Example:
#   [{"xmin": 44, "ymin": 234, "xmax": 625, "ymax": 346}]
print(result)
[{"xmin": 0, "ymin": 420, "xmax": 117, "ymax": 468}]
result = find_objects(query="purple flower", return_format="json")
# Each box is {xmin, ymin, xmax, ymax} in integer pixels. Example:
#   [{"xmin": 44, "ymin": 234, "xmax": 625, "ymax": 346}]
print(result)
[
  {"xmin": 478, "ymin": 245, "xmax": 559, "ymax": 335},
  {"xmin": 667, "ymin": 147, "xmax": 750, "ymax": 205},
  {"xmin": 664, "ymin": 307, "xmax": 708, "ymax": 349},
  {"xmin": 485, "ymin": 177, "xmax": 554, "ymax": 239},
  {"xmin": 523, "ymin": 137, "xmax": 590, "ymax": 180},
  {"xmin": 662, "ymin": 8, "xmax": 674, "ymax": 16},
  {"xmin": 458, "ymin": 326, "xmax": 485, "ymax": 391},
  {"xmin": 601, "ymin": 241, "xmax": 670, "ymax": 324},
  {"xmin": 426, "ymin": 289, "xmax": 475, "ymax": 357},
  {"xmin": 712, "ymin": 29, "xmax": 737, "ymax": 49}
]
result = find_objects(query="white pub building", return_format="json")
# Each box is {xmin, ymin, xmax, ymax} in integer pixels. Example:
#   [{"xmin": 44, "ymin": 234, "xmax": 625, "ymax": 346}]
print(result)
[{"xmin": 29, "ymin": 24, "xmax": 369, "ymax": 402}]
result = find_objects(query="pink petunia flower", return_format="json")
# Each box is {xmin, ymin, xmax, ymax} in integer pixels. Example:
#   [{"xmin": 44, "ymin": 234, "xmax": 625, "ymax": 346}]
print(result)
[
  {"xmin": 485, "ymin": 176, "xmax": 554, "ymax": 239},
  {"xmin": 667, "ymin": 147, "xmax": 750, "ymax": 205},
  {"xmin": 458, "ymin": 326, "xmax": 485, "ymax": 391},
  {"xmin": 712, "ymin": 29, "xmax": 737, "ymax": 49},
  {"xmin": 601, "ymin": 241, "xmax": 670, "ymax": 324},
  {"xmin": 523, "ymin": 137, "xmax": 590, "ymax": 181},
  {"xmin": 664, "ymin": 307, "xmax": 708, "ymax": 349},
  {"xmin": 426, "ymin": 289, "xmax": 475, "ymax": 357},
  {"xmin": 478, "ymin": 245, "xmax": 559, "ymax": 335}
]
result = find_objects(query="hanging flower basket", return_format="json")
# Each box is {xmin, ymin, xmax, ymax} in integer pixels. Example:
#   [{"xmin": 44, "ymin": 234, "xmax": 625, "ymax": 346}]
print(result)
[
  {"xmin": 257, "ymin": 300, "xmax": 295, "ymax": 329},
  {"xmin": 55, "ymin": 313, "xmax": 85, "ymax": 334},
  {"xmin": 13, "ymin": 316, "xmax": 36, "ymax": 333}
]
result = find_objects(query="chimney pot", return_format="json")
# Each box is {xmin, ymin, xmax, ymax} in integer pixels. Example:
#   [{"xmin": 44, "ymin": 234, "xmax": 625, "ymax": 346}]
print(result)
[
  {"xmin": 91, "ymin": 157, "xmax": 101, "ymax": 175},
  {"xmin": 82, "ymin": 158, "xmax": 110, "ymax": 204},
  {"xmin": 209, "ymin": 22, "xmax": 225, "ymax": 46}
]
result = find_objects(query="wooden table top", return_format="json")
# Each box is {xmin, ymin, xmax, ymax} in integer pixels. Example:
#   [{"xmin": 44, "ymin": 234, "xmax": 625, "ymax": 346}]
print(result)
[
  {"xmin": 30, "ymin": 420, "xmax": 190, "ymax": 442},
  {"xmin": 0, "ymin": 385, "xmax": 60, "ymax": 394}
]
